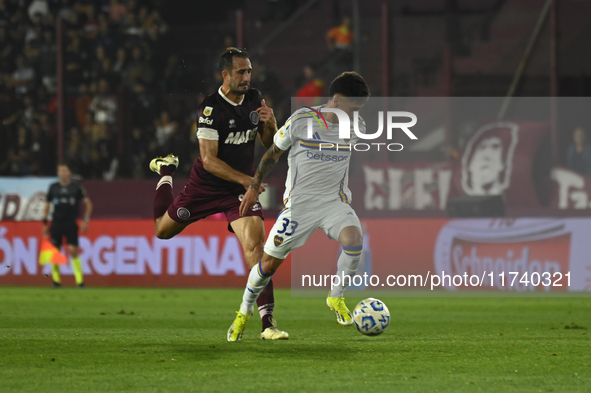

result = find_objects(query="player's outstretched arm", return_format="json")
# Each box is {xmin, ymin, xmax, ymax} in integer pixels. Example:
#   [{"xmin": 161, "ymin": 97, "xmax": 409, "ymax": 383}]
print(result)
[
  {"xmin": 256, "ymin": 99, "xmax": 277, "ymax": 149},
  {"xmin": 239, "ymin": 143, "xmax": 285, "ymax": 217}
]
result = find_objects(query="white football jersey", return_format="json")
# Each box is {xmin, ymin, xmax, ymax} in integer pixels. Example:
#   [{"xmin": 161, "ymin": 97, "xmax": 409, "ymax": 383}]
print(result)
[{"xmin": 273, "ymin": 105, "xmax": 366, "ymax": 208}]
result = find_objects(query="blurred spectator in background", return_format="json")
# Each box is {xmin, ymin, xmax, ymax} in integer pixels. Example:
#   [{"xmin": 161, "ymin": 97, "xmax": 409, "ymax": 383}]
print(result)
[
  {"xmin": 75, "ymin": 83, "xmax": 94, "ymax": 128},
  {"xmin": 122, "ymin": 11, "xmax": 143, "ymax": 37},
  {"xmin": 1, "ymin": 0, "xmax": 190, "ymax": 179},
  {"xmin": 154, "ymin": 110, "xmax": 177, "ymax": 150},
  {"xmin": 28, "ymin": 0, "xmax": 49, "ymax": 21},
  {"xmin": 0, "ymin": 25, "xmax": 14, "ymax": 62},
  {"xmin": 65, "ymin": 126, "xmax": 85, "ymax": 174},
  {"xmin": 567, "ymin": 127, "xmax": 591, "ymax": 176},
  {"xmin": 64, "ymin": 34, "xmax": 89, "ymax": 89},
  {"xmin": 39, "ymin": 29, "xmax": 57, "ymax": 92},
  {"xmin": 38, "ymin": 112, "xmax": 56, "ymax": 139},
  {"xmin": 10, "ymin": 9, "xmax": 28, "ymax": 44},
  {"xmin": 1, "ymin": 125, "xmax": 31, "ymax": 176},
  {"xmin": 98, "ymin": 56, "xmax": 119, "ymax": 87},
  {"xmin": 251, "ymin": 58, "xmax": 284, "ymax": 103},
  {"xmin": 123, "ymin": 46, "xmax": 153, "ymax": 88},
  {"xmin": 90, "ymin": 44, "xmax": 108, "ymax": 80},
  {"xmin": 0, "ymin": 0, "xmax": 13, "ymax": 20},
  {"xmin": 20, "ymin": 95, "xmax": 35, "ymax": 128},
  {"xmin": 205, "ymin": 68, "xmax": 224, "ymax": 95},
  {"xmin": 29, "ymin": 119, "xmax": 51, "ymax": 174},
  {"xmin": 160, "ymin": 54, "xmax": 183, "ymax": 93},
  {"xmin": 25, "ymin": 14, "xmax": 44, "ymax": 43},
  {"xmin": 82, "ymin": 110, "xmax": 102, "ymax": 147},
  {"xmin": 95, "ymin": 14, "xmax": 117, "ymax": 54},
  {"xmin": 129, "ymin": 127, "xmax": 148, "ymax": 178},
  {"xmin": 294, "ymin": 64, "xmax": 324, "ymax": 108},
  {"xmin": 131, "ymin": 82, "xmax": 157, "ymax": 128},
  {"xmin": 83, "ymin": 6, "xmax": 99, "ymax": 40},
  {"xmin": 109, "ymin": 0, "xmax": 126, "ymax": 24},
  {"xmin": 88, "ymin": 78, "xmax": 117, "ymax": 126},
  {"xmin": 11, "ymin": 55, "xmax": 35, "ymax": 97},
  {"xmin": 56, "ymin": 0, "xmax": 74, "ymax": 21},
  {"xmin": 325, "ymin": 16, "xmax": 353, "ymax": 75},
  {"xmin": 112, "ymin": 47, "xmax": 128, "ymax": 73}
]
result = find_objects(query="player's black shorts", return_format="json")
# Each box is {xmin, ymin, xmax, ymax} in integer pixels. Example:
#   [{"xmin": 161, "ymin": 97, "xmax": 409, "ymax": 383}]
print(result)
[{"xmin": 50, "ymin": 224, "xmax": 79, "ymax": 248}]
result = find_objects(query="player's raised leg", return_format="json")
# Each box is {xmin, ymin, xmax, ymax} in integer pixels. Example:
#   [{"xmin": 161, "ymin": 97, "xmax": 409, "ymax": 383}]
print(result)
[
  {"xmin": 227, "ymin": 253, "xmax": 285, "ymax": 341},
  {"xmin": 150, "ymin": 154, "xmax": 189, "ymax": 239},
  {"xmin": 327, "ymin": 225, "xmax": 363, "ymax": 326},
  {"xmin": 230, "ymin": 216, "xmax": 288, "ymax": 340}
]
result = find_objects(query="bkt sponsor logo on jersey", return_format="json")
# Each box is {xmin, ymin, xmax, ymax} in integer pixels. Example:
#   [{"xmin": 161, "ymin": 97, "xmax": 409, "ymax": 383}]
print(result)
[
  {"xmin": 306, "ymin": 150, "xmax": 349, "ymax": 162},
  {"xmin": 224, "ymin": 128, "xmax": 257, "ymax": 145},
  {"xmin": 199, "ymin": 116, "xmax": 213, "ymax": 125}
]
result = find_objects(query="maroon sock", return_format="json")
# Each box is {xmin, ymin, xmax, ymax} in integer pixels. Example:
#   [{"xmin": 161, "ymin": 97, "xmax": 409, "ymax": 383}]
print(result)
[
  {"xmin": 257, "ymin": 278, "xmax": 275, "ymax": 331},
  {"xmin": 153, "ymin": 176, "xmax": 174, "ymax": 220}
]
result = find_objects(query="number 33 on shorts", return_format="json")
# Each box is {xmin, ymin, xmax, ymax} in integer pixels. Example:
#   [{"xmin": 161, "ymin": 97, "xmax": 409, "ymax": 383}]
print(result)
[
  {"xmin": 263, "ymin": 211, "xmax": 306, "ymax": 260},
  {"xmin": 277, "ymin": 218, "xmax": 298, "ymax": 236}
]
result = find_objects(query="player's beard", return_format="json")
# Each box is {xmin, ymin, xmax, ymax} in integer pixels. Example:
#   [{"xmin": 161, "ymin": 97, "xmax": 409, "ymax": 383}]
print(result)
[{"xmin": 230, "ymin": 80, "xmax": 249, "ymax": 95}]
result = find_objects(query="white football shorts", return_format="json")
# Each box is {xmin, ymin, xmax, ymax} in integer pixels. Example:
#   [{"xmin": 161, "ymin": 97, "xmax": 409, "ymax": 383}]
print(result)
[{"xmin": 263, "ymin": 201, "xmax": 362, "ymax": 260}]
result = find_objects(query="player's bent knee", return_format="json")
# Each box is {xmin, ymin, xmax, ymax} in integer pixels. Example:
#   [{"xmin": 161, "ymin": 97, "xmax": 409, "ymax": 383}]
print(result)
[{"xmin": 339, "ymin": 227, "xmax": 363, "ymax": 248}]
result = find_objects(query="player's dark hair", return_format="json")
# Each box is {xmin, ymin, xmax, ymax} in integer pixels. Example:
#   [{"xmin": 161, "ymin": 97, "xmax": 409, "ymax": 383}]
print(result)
[
  {"xmin": 329, "ymin": 71, "xmax": 370, "ymax": 103},
  {"xmin": 218, "ymin": 47, "xmax": 249, "ymax": 72},
  {"xmin": 56, "ymin": 161, "xmax": 70, "ymax": 169}
]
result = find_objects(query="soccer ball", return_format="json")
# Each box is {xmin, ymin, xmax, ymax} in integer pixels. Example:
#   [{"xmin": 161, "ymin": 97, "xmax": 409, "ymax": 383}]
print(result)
[{"xmin": 352, "ymin": 298, "xmax": 390, "ymax": 336}]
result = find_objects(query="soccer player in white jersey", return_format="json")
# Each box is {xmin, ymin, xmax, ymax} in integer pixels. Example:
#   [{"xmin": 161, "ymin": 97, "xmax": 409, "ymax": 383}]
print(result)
[{"xmin": 228, "ymin": 72, "xmax": 370, "ymax": 341}]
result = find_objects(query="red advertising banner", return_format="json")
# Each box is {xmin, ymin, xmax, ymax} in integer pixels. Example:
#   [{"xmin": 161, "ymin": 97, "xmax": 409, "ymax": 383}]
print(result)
[
  {"xmin": 0, "ymin": 220, "xmax": 291, "ymax": 288},
  {"xmin": 2, "ymin": 218, "xmax": 590, "ymax": 292},
  {"xmin": 292, "ymin": 218, "xmax": 590, "ymax": 293}
]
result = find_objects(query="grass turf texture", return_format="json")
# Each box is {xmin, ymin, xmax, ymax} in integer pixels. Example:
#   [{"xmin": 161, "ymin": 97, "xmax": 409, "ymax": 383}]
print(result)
[{"xmin": 1, "ymin": 288, "xmax": 590, "ymax": 392}]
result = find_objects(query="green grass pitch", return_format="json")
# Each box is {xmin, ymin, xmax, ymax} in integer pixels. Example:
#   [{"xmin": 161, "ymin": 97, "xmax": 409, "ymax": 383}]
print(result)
[{"xmin": 1, "ymin": 287, "xmax": 590, "ymax": 392}]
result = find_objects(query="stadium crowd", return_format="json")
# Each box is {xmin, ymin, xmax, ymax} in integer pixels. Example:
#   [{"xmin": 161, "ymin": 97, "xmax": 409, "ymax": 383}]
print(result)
[
  {"xmin": 0, "ymin": 1, "xmax": 356, "ymax": 180},
  {"xmin": 0, "ymin": 0, "xmax": 200, "ymax": 179}
]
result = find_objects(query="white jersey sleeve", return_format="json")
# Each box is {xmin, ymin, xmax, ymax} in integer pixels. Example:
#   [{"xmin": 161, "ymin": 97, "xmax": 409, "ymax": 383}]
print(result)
[
  {"xmin": 274, "ymin": 107, "xmax": 313, "ymax": 151},
  {"xmin": 273, "ymin": 124, "xmax": 292, "ymax": 151}
]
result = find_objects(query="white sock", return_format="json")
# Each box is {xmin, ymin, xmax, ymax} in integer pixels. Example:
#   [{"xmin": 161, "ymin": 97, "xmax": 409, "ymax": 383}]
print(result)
[
  {"xmin": 156, "ymin": 176, "xmax": 172, "ymax": 189},
  {"xmin": 330, "ymin": 245, "xmax": 362, "ymax": 298},
  {"xmin": 240, "ymin": 262, "xmax": 273, "ymax": 315}
]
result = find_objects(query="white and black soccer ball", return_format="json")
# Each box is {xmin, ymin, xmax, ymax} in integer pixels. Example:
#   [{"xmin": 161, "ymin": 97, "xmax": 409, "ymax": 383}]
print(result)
[{"xmin": 353, "ymin": 298, "xmax": 390, "ymax": 336}]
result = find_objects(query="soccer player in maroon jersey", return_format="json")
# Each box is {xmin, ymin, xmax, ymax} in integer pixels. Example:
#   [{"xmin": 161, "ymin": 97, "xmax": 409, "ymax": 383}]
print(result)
[{"xmin": 149, "ymin": 48, "xmax": 288, "ymax": 340}]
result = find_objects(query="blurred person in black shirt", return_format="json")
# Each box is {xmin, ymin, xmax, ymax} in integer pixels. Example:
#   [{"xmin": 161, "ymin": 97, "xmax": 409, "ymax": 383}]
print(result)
[
  {"xmin": 567, "ymin": 127, "xmax": 591, "ymax": 176},
  {"xmin": 42, "ymin": 162, "xmax": 93, "ymax": 288}
]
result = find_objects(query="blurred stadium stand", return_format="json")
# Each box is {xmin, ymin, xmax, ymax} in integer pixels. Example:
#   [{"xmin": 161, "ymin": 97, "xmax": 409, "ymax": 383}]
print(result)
[{"xmin": 2, "ymin": 0, "xmax": 591, "ymax": 217}]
